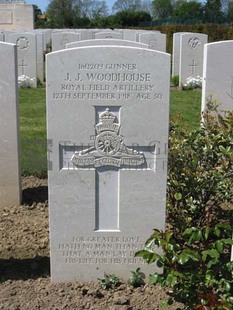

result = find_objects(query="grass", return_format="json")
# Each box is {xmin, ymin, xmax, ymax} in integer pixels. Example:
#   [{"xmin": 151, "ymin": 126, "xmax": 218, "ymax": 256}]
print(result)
[
  {"xmin": 19, "ymin": 87, "xmax": 202, "ymax": 176},
  {"xmin": 170, "ymin": 88, "xmax": 201, "ymax": 131},
  {"xmin": 19, "ymin": 88, "xmax": 47, "ymax": 177}
]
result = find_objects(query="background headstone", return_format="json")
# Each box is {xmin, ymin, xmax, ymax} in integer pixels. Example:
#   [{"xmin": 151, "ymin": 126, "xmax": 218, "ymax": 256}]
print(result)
[
  {"xmin": 0, "ymin": 42, "xmax": 21, "ymax": 207},
  {"xmin": 202, "ymin": 41, "xmax": 233, "ymax": 112},
  {"xmin": 179, "ymin": 33, "xmax": 208, "ymax": 87},
  {"xmin": 139, "ymin": 32, "xmax": 166, "ymax": 52},
  {"xmin": 6, "ymin": 32, "xmax": 37, "ymax": 87},
  {"xmin": 95, "ymin": 31, "xmax": 122, "ymax": 39},
  {"xmin": 52, "ymin": 32, "xmax": 80, "ymax": 51},
  {"xmin": 66, "ymin": 39, "xmax": 148, "ymax": 49},
  {"xmin": 172, "ymin": 32, "xmax": 191, "ymax": 77},
  {"xmin": 47, "ymin": 46, "xmax": 170, "ymax": 282}
]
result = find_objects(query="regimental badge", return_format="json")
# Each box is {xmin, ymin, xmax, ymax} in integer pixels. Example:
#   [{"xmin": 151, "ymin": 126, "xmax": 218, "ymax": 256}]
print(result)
[{"xmin": 71, "ymin": 108, "xmax": 145, "ymax": 168}]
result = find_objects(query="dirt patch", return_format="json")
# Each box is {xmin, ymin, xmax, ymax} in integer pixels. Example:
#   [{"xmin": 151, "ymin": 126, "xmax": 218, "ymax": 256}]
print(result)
[{"xmin": 0, "ymin": 177, "xmax": 184, "ymax": 310}]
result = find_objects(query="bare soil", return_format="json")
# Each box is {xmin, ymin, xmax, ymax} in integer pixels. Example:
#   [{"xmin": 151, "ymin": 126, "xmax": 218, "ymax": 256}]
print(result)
[{"xmin": 0, "ymin": 176, "xmax": 184, "ymax": 310}]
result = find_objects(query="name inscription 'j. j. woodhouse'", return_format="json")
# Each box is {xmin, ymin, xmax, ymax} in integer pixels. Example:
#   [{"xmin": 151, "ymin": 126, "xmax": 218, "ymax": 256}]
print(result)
[{"xmin": 52, "ymin": 63, "xmax": 163, "ymax": 101}]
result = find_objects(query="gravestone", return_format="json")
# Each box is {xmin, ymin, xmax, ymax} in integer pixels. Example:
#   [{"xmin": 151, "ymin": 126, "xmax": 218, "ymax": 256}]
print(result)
[
  {"xmin": 179, "ymin": 33, "xmax": 208, "ymax": 87},
  {"xmin": 0, "ymin": 32, "xmax": 4, "ymax": 41},
  {"xmin": 95, "ymin": 31, "xmax": 122, "ymax": 39},
  {"xmin": 36, "ymin": 32, "xmax": 44, "ymax": 83},
  {"xmin": 52, "ymin": 32, "xmax": 80, "ymax": 51},
  {"xmin": 66, "ymin": 39, "xmax": 148, "ymax": 49},
  {"xmin": 172, "ymin": 32, "xmax": 191, "ymax": 77},
  {"xmin": 202, "ymin": 41, "xmax": 233, "ymax": 112},
  {"xmin": 47, "ymin": 46, "xmax": 170, "ymax": 282},
  {"xmin": 123, "ymin": 30, "xmax": 144, "ymax": 41},
  {"xmin": 0, "ymin": 42, "xmax": 21, "ymax": 207},
  {"xmin": 139, "ymin": 32, "xmax": 166, "ymax": 52},
  {"xmin": 6, "ymin": 32, "xmax": 37, "ymax": 87}
]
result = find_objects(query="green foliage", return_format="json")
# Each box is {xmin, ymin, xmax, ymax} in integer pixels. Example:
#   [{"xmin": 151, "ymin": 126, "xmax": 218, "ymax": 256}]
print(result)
[
  {"xmin": 136, "ymin": 108, "xmax": 233, "ymax": 309},
  {"xmin": 171, "ymin": 75, "xmax": 179, "ymax": 87},
  {"xmin": 114, "ymin": 10, "xmax": 151, "ymax": 27},
  {"xmin": 152, "ymin": 0, "xmax": 173, "ymax": 19},
  {"xmin": 128, "ymin": 268, "xmax": 145, "ymax": 288},
  {"xmin": 173, "ymin": 1, "xmax": 203, "ymax": 24},
  {"xmin": 98, "ymin": 273, "xmax": 121, "ymax": 290}
]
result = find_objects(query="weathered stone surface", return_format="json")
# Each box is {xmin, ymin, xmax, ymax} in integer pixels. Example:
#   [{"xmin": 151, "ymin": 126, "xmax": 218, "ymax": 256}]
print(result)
[
  {"xmin": 0, "ymin": 42, "xmax": 21, "ymax": 207},
  {"xmin": 47, "ymin": 46, "xmax": 170, "ymax": 282}
]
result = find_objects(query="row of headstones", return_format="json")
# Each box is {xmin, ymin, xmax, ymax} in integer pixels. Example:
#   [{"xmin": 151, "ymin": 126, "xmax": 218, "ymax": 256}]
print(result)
[
  {"xmin": 172, "ymin": 32, "xmax": 233, "ymax": 111},
  {"xmin": 0, "ymin": 37, "xmax": 232, "ymax": 282},
  {"xmin": 0, "ymin": 28, "xmax": 166, "ymax": 88},
  {"xmin": 0, "ymin": 29, "xmax": 219, "ymax": 99}
]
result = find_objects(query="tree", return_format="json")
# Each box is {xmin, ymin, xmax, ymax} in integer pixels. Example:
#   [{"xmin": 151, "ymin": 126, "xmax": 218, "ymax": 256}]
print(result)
[
  {"xmin": 227, "ymin": 0, "xmax": 233, "ymax": 21},
  {"xmin": 204, "ymin": 0, "xmax": 224, "ymax": 23},
  {"xmin": 113, "ymin": 9, "xmax": 151, "ymax": 26},
  {"xmin": 173, "ymin": 1, "xmax": 203, "ymax": 23},
  {"xmin": 46, "ymin": 0, "xmax": 75, "ymax": 27},
  {"xmin": 75, "ymin": 0, "xmax": 108, "ymax": 18},
  {"xmin": 46, "ymin": 0, "xmax": 108, "ymax": 28},
  {"xmin": 112, "ymin": 0, "xmax": 142, "ymax": 12},
  {"xmin": 152, "ymin": 0, "xmax": 173, "ymax": 19}
]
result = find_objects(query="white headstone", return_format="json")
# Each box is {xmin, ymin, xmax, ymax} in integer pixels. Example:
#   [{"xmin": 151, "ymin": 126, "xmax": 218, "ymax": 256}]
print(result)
[
  {"xmin": 0, "ymin": 42, "xmax": 21, "ymax": 207},
  {"xmin": 36, "ymin": 32, "xmax": 44, "ymax": 83},
  {"xmin": 179, "ymin": 33, "xmax": 208, "ymax": 87},
  {"xmin": 202, "ymin": 41, "xmax": 233, "ymax": 112},
  {"xmin": 6, "ymin": 32, "xmax": 37, "ymax": 87},
  {"xmin": 95, "ymin": 31, "xmax": 122, "ymax": 39},
  {"xmin": 47, "ymin": 46, "xmax": 170, "ymax": 282},
  {"xmin": 123, "ymin": 30, "xmax": 144, "ymax": 42},
  {"xmin": 0, "ymin": 32, "xmax": 4, "ymax": 41},
  {"xmin": 66, "ymin": 39, "xmax": 148, "ymax": 49},
  {"xmin": 172, "ymin": 32, "xmax": 191, "ymax": 77},
  {"xmin": 139, "ymin": 32, "xmax": 166, "ymax": 52},
  {"xmin": 52, "ymin": 32, "xmax": 80, "ymax": 51}
]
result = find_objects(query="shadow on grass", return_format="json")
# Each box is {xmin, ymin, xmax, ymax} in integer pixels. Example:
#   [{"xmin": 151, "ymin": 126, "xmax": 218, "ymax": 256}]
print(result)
[
  {"xmin": 0, "ymin": 256, "xmax": 50, "ymax": 282},
  {"xmin": 22, "ymin": 186, "xmax": 48, "ymax": 205}
]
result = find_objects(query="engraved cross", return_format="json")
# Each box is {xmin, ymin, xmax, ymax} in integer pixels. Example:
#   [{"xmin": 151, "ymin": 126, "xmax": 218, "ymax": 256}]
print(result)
[
  {"xmin": 61, "ymin": 107, "xmax": 155, "ymax": 232},
  {"xmin": 189, "ymin": 59, "xmax": 198, "ymax": 75},
  {"xmin": 18, "ymin": 59, "xmax": 28, "ymax": 75}
]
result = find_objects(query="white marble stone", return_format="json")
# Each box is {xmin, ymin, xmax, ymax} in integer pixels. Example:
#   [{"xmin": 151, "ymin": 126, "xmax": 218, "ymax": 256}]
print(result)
[
  {"xmin": 139, "ymin": 32, "xmax": 166, "ymax": 52},
  {"xmin": 202, "ymin": 41, "xmax": 233, "ymax": 112},
  {"xmin": 6, "ymin": 32, "xmax": 37, "ymax": 87},
  {"xmin": 36, "ymin": 32, "xmax": 44, "ymax": 83},
  {"xmin": 66, "ymin": 39, "xmax": 148, "ymax": 49},
  {"xmin": 123, "ymin": 30, "xmax": 144, "ymax": 41},
  {"xmin": 52, "ymin": 32, "xmax": 80, "ymax": 51},
  {"xmin": 0, "ymin": 42, "xmax": 21, "ymax": 207},
  {"xmin": 179, "ymin": 33, "xmax": 208, "ymax": 87},
  {"xmin": 47, "ymin": 46, "xmax": 170, "ymax": 282},
  {"xmin": 95, "ymin": 31, "xmax": 122, "ymax": 39},
  {"xmin": 172, "ymin": 32, "xmax": 191, "ymax": 77}
]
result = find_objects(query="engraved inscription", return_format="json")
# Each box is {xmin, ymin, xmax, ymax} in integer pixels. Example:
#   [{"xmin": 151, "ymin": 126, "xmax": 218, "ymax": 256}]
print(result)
[
  {"xmin": 16, "ymin": 37, "xmax": 29, "ymax": 50},
  {"xmin": 52, "ymin": 63, "xmax": 164, "ymax": 102},
  {"xmin": 59, "ymin": 236, "xmax": 148, "ymax": 265},
  {"xmin": 71, "ymin": 108, "xmax": 145, "ymax": 169},
  {"xmin": 188, "ymin": 37, "xmax": 201, "ymax": 49}
]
